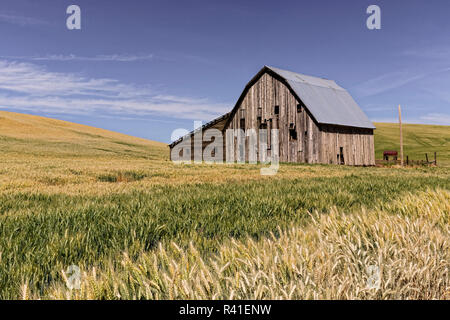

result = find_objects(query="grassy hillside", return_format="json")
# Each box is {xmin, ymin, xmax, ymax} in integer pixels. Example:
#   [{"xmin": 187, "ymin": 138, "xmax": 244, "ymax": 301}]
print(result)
[
  {"xmin": 374, "ymin": 122, "xmax": 450, "ymax": 166},
  {"xmin": 0, "ymin": 111, "xmax": 167, "ymax": 159},
  {"xmin": 0, "ymin": 111, "xmax": 449, "ymax": 300}
]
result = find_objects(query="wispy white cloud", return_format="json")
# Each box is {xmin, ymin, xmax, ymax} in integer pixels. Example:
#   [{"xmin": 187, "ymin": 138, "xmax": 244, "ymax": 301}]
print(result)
[
  {"xmin": 364, "ymin": 103, "xmax": 401, "ymax": 112},
  {"xmin": 419, "ymin": 70, "xmax": 450, "ymax": 105},
  {"xmin": 352, "ymin": 65, "xmax": 450, "ymax": 98},
  {"xmin": 371, "ymin": 113, "xmax": 450, "ymax": 126},
  {"xmin": 353, "ymin": 44, "xmax": 450, "ymax": 99},
  {"xmin": 0, "ymin": 13, "xmax": 48, "ymax": 26},
  {"xmin": 0, "ymin": 52, "xmax": 220, "ymax": 65},
  {"xmin": 419, "ymin": 113, "xmax": 450, "ymax": 125},
  {"xmin": 401, "ymin": 45, "xmax": 450, "ymax": 60},
  {"xmin": 0, "ymin": 60, "xmax": 229, "ymax": 121},
  {"xmin": 352, "ymin": 71, "xmax": 428, "ymax": 97},
  {"xmin": 1, "ymin": 54, "xmax": 155, "ymax": 62}
]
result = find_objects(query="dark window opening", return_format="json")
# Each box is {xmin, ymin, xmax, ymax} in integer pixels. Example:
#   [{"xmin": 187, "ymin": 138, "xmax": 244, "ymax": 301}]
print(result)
[
  {"xmin": 297, "ymin": 104, "xmax": 303, "ymax": 113},
  {"xmin": 289, "ymin": 128, "xmax": 297, "ymax": 140},
  {"xmin": 304, "ymin": 131, "xmax": 308, "ymax": 139},
  {"xmin": 240, "ymin": 118, "xmax": 246, "ymax": 129},
  {"xmin": 274, "ymin": 105, "xmax": 279, "ymax": 115},
  {"xmin": 339, "ymin": 147, "xmax": 345, "ymax": 165}
]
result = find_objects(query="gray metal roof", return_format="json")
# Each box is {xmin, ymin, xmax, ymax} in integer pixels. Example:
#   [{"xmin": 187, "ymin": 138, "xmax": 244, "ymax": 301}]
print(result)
[{"xmin": 267, "ymin": 66, "xmax": 375, "ymax": 129}]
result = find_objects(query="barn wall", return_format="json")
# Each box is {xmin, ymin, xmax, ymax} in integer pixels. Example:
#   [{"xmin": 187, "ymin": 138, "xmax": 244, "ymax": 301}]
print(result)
[
  {"xmin": 225, "ymin": 72, "xmax": 375, "ymax": 166},
  {"xmin": 227, "ymin": 72, "xmax": 321, "ymax": 163},
  {"xmin": 319, "ymin": 125, "xmax": 375, "ymax": 166}
]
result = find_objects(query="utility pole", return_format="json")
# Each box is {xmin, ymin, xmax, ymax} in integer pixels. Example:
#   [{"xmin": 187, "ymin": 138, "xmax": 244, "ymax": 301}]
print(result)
[{"xmin": 398, "ymin": 105, "xmax": 403, "ymax": 166}]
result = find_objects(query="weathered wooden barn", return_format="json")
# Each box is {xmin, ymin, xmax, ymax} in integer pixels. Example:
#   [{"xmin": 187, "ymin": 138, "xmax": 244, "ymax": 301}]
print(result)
[{"xmin": 170, "ymin": 66, "xmax": 375, "ymax": 166}]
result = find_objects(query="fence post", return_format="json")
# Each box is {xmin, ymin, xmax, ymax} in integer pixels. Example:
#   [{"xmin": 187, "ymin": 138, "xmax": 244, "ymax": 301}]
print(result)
[
  {"xmin": 406, "ymin": 155, "xmax": 409, "ymax": 166},
  {"xmin": 425, "ymin": 153, "xmax": 429, "ymax": 164},
  {"xmin": 399, "ymin": 105, "xmax": 404, "ymax": 166},
  {"xmin": 434, "ymin": 152, "xmax": 437, "ymax": 166}
]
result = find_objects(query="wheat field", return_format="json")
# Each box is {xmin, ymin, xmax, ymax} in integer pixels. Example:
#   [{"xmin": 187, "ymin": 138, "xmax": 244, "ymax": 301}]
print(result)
[
  {"xmin": 26, "ymin": 189, "xmax": 449, "ymax": 300},
  {"xmin": 0, "ymin": 111, "xmax": 449, "ymax": 300}
]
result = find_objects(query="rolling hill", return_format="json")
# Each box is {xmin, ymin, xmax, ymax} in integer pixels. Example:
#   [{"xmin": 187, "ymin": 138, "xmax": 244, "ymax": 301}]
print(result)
[
  {"xmin": 374, "ymin": 122, "xmax": 450, "ymax": 166},
  {"xmin": 0, "ymin": 111, "xmax": 168, "ymax": 160}
]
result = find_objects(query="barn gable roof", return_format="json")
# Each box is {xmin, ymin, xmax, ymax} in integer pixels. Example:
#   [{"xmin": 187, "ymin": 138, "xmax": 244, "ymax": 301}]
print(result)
[{"xmin": 265, "ymin": 66, "xmax": 375, "ymax": 129}]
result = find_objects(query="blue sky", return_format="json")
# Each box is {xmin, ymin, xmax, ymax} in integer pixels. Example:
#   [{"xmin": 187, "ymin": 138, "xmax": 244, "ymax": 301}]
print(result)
[{"xmin": 0, "ymin": 0, "xmax": 449, "ymax": 143}]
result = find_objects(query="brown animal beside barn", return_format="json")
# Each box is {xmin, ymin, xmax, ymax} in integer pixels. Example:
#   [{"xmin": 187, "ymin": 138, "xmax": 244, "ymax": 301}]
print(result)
[{"xmin": 170, "ymin": 66, "xmax": 376, "ymax": 166}]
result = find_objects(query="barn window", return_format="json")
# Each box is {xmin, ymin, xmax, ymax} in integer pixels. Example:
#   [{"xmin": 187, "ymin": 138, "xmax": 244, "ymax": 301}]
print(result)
[
  {"xmin": 274, "ymin": 105, "xmax": 279, "ymax": 115},
  {"xmin": 297, "ymin": 104, "xmax": 303, "ymax": 113},
  {"xmin": 289, "ymin": 128, "xmax": 297, "ymax": 140},
  {"xmin": 240, "ymin": 118, "xmax": 246, "ymax": 130},
  {"xmin": 289, "ymin": 123, "xmax": 297, "ymax": 140},
  {"xmin": 339, "ymin": 147, "xmax": 345, "ymax": 165}
]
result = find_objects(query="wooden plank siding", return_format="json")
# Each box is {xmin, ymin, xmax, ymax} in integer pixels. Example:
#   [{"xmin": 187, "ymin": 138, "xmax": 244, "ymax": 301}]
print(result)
[
  {"xmin": 225, "ymin": 72, "xmax": 375, "ymax": 166},
  {"xmin": 169, "ymin": 117, "xmax": 228, "ymax": 162},
  {"xmin": 319, "ymin": 125, "xmax": 374, "ymax": 165}
]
